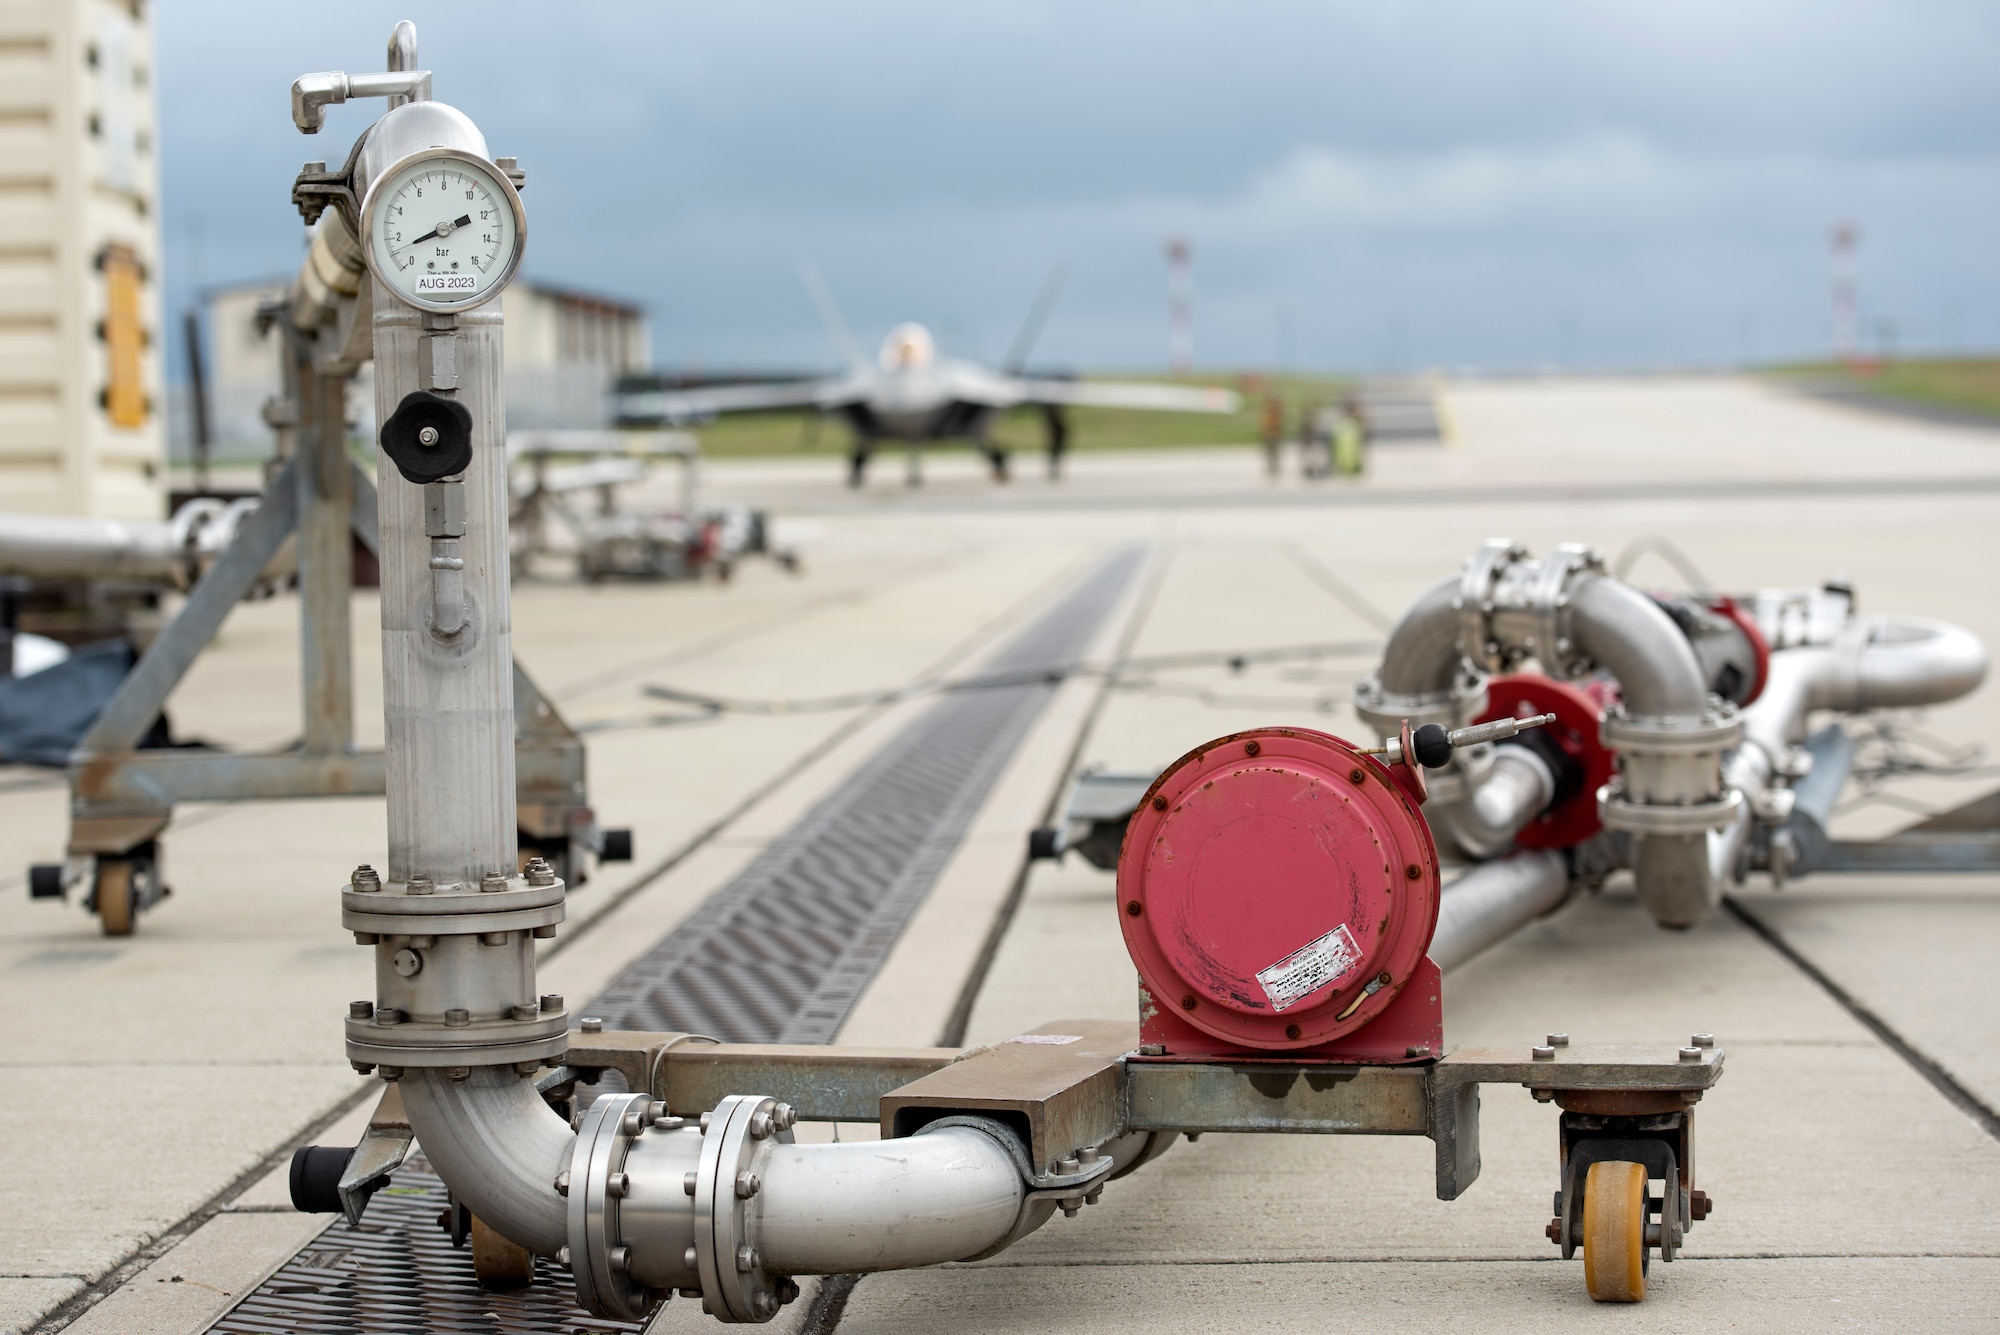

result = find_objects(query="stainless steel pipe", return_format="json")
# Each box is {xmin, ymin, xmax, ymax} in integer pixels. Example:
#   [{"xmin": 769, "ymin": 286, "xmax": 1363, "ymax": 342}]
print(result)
[
  {"xmin": 1431, "ymin": 746, "xmax": 1555, "ymax": 860},
  {"xmin": 0, "ymin": 501, "xmax": 264, "ymax": 589},
  {"xmin": 1429, "ymin": 850, "xmax": 1572, "ymax": 972}
]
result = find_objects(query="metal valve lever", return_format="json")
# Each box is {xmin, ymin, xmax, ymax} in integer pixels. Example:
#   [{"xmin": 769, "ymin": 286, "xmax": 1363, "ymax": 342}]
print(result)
[{"xmin": 1369, "ymin": 713, "xmax": 1557, "ymax": 770}]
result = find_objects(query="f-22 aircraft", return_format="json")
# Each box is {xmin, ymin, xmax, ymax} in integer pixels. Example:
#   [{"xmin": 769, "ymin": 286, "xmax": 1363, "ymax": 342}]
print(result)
[{"xmin": 617, "ymin": 270, "xmax": 1240, "ymax": 486}]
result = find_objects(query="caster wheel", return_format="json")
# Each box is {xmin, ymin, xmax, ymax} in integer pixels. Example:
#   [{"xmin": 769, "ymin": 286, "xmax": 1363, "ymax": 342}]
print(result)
[
  {"xmin": 470, "ymin": 1214, "xmax": 535, "ymax": 1291},
  {"xmin": 93, "ymin": 859, "xmax": 136, "ymax": 937},
  {"xmin": 1583, "ymin": 1159, "xmax": 1649, "ymax": 1302}
]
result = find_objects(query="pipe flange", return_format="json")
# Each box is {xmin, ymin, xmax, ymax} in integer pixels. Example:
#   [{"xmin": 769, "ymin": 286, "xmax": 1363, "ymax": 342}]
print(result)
[
  {"xmin": 342, "ymin": 874, "xmax": 566, "ymax": 936},
  {"xmin": 568, "ymin": 1092, "xmax": 659, "ymax": 1320},
  {"xmin": 1601, "ymin": 709, "xmax": 1742, "ymax": 756},
  {"xmin": 346, "ymin": 1007, "xmax": 570, "ymax": 1068},
  {"xmin": 1353, "ymin": 670, "xmax": 1491, "ymax": 802},
  {"xmin": 343, "ymin": 903, "xmax": 566, "ymax": 936},
  {"xmin": 1597, "ymin": 783, "xmax": 1744, "ymax": 836},
  {"xmin": 694, "ymin": 1094, "xmax": 794, "ymax": 1323},
  {"xmin": 1530, "ymin": 544, "xmax": 1607, "ymax": 679},
  {"xmin": 1455, "ymin": 538, "xmax": 1529, "ymax": 673},
  {"xmin": 1352, "ymin": 670, "xmax": 1490, "ymax": 740}
]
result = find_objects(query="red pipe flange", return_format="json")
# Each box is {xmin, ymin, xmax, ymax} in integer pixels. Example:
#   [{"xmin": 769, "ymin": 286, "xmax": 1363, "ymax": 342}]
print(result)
[
  {"xmin": 1475, "ymin": 673, "xmax": 1615, "ymax": 850},
  {"xmin": 1118, "ymin": 727, "xmax": 1440, "ymax": 1056}
]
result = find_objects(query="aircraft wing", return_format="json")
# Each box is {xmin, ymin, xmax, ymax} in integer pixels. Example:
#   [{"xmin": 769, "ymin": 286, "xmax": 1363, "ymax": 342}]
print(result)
[
  {"xmin": 1012, "ymin": 379, "xmax": 1240, "ymax": 414},
  {"xmin": 619, "ymin": 377, "xmax": 856, "ymax": 423}
]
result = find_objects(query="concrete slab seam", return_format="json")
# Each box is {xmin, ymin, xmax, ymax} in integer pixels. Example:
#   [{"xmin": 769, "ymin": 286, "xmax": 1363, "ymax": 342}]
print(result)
[{"xmin": 1723, "ymin": 895, "xmax": 2000, "ymax": 1141}]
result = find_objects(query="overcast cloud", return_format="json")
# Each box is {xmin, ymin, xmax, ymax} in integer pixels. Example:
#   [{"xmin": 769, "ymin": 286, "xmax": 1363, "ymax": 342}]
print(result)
[{"xmin": 157, "ymin": 2, "xmax": 2000, "ymax": 374}]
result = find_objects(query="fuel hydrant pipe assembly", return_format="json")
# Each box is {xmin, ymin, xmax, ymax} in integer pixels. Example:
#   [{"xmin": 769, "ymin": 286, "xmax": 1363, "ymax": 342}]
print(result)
[{"xmin": 276, "ymin": 23, "xmax": 2000, "ymax": 1322}]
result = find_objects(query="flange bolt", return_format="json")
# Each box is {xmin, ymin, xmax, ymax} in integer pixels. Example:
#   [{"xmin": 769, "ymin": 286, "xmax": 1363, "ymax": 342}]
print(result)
[
  {"xmin": 349, "ymin": 1000, "xmax": 374, "ymax": 1019},
  {"xmin": 376, "ymin": 1007, "xmax": 405, "ymax": 1026},
  {"xmin": 735, "ymin": 1245, "xmax": 759, "ymax": 1273},
  {"xmin": 606, "ymin": 1172, "xmax": 629, "ymax": 1199},
  {"xmin": 407, "ymin": 876, "xmax": 434, "ymax": 896},
  {"xmin": 481, "ymin": 872, "xmax": 509, "ymax": 893},
  {"xmin": 734, "ymin": 1170, "xmax": 760, "ymax": 1199},
  {"xmin": 1678, "ymin": 1046, "xmax": 1703, "ymax": 1062},
  {"xmin": 540, "ymin": 993, "xmax": 564, "ymax": 1012},
  {"xmin": 1546, "ymin": 1032, "xmax": 1569, "ymax": 1047},
  {"xmin": 580, "ymin": 1016, "xmax": 603, "ymax": 1033},
  {"xmin": 683, "ymin": 1171, "xmax": 698, "ymax": 1197},
  {"xmin": 774, "ymin": 1102, "xmax": 797, "ymax": 1131},
  {"xmin": 351, "ymin": 865, "xmax": 381, "ymax": 892},
  {"xmin": 444, "ymin": 1008, "xmax": 469, "ymax": 1027},
  {"xmin": 1690, "ymin": 1189, "xmax": 1714, "ymax": 1220},
  {"xmin": 509, "ymin": 1003, "xmax": 537, "ymax": 1020},
  {"xmin": 554, "ymin": 1171, "xmax": 570, "ymax": 1197},
  {"xmin": 525, "ymin": 857, "xmax": 556, "ymax": 887},
  {"xmin": 1690, "ymin": 1033, "xmax": 1715, "ymax": 1048},
  {"xmin": 1531, "ymin": 1045, "xmax": 1556, "ymax": 1061},
  {"xmin": 608, "ymin": 1245, "xmax": 631, "ymax": 1273}
]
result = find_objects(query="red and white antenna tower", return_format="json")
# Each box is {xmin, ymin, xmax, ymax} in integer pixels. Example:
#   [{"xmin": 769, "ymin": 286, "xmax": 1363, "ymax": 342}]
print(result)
[
  {"xmin": 1830, "ymin": 223, "xmax": 1859, "ymax": 365},
  {"xmin": 1165, "ymin": 236, "xmax": 1192, "ymax": 377}
]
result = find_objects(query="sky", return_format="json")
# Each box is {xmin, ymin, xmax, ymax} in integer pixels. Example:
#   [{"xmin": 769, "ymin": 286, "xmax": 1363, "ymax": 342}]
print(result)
[{"xmin": 156, "ymin": 2, "xmax": 2000, "ymax": 377}]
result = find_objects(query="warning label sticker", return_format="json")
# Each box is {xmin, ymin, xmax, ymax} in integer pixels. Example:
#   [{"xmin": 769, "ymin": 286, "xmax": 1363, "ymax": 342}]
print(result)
[
  {"xmin": 1256, "ymin": 924, "xmax": 1362, "ymax": 1012},
  {"xmin": 1007, "ymin": 1033, "xmax": 1081, "ymax": 1045}
]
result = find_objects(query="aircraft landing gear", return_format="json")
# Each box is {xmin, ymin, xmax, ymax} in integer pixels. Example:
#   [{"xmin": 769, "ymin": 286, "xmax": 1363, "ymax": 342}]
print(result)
[{"xmin": 1043, "ymin": 404, "xmax": 1068, "ymax": 480}]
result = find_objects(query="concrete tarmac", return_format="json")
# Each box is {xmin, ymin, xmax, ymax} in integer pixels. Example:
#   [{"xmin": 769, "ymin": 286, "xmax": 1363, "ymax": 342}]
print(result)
[{"xmin": 3, "ymin": 375, "xmax": 1997, "ymax": 1332}]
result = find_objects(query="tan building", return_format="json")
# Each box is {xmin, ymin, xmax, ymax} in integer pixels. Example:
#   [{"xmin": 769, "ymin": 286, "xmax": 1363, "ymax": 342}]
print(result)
[
  {"xmin": 198, "ymin": 278, "xmax": 648, "ymax": 453},
  {"xmin": 0, "ymin": 0, "xmax": 166, "ymax": 519},
  {"xmin": 500, "ymin": 281, "xmax": 651, "ymax": 429}
]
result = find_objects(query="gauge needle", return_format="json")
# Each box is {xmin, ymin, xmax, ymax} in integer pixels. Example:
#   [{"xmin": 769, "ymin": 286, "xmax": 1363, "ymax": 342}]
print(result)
[{"xmin": 403, "ymin": 214, "xmax": 474, "ymax": 249}]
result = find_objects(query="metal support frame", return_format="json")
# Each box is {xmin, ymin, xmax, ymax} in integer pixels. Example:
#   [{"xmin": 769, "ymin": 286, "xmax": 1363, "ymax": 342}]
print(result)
[
  {"xmin": 558, "ymin": 1021, "xmax": 1723, "ymax": 1207},
  {"xmin": 53, "ymin": 338, "xmax": 607, "ymax": 926}
]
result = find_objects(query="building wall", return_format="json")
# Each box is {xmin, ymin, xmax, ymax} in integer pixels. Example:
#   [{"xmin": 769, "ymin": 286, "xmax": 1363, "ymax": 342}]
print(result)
[
  {"xmin": 192, "ymin": 276, "xmax": 649, "ymax": 453},
  {"xmin": 503, "ymin": 282, "xmax": 649, "ymax": 430},
  {"xmin": 0, "ymin": 0, "xmax": 166, "ymax": 518}
]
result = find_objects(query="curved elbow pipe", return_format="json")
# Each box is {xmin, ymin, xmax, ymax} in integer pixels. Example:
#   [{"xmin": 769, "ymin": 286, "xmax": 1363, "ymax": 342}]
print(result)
[
  {"xmin": 1378, "ymin": 576, "xmax": 1468, "ymax": 699},
  {"xmin": 1745, "ymin": 616, "xmax": 1988, "ymax": 761},
  {"xmin": 752, "ymin": 1127, "xmax": 1025, "ymax": 1275},
  {"xmin": 399, "ymin": 1068, "xmax": 574, "ymax": 1256},
  {"xmin": 1567, "ymin": 575, "xmax": 1709, "ymax": 719}
]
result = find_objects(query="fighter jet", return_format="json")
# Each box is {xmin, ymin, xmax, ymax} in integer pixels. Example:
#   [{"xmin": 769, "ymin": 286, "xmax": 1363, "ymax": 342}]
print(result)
[{"xmin": 616, "ymin": 269, "xmax": 1241, "ymax": 486}]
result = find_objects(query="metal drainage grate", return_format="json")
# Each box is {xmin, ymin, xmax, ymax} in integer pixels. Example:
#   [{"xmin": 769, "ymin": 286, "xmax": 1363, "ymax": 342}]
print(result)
[
  {"xmin": 586, "ymin": 546, "xmax": 1143, "ymax": 1042},
  {"xmin": 205, "ymin": 549, "xmax": 1140, "ymax": 1332},
  {"xmin": 211, "ymin": 1158, "xmax": 645, "ymax": 1335}
]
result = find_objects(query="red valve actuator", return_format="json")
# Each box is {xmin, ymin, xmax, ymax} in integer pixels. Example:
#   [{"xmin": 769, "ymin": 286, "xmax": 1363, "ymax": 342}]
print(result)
[{"xmin": 1119, "ymin": 727, "xmax": 1443, "ymax": 1063}]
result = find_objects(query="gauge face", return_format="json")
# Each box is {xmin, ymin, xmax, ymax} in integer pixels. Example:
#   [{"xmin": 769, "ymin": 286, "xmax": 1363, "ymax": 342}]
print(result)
[{"xmin": 364, "ymin": 151, "xmax": 524, "ymax": 311}]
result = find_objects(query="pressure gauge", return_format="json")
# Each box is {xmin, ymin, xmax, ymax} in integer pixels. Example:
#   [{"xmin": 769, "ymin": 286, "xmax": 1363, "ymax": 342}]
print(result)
[{"xmin": 361, "ymin": 149, "xmax": 525, "ymax": 312}]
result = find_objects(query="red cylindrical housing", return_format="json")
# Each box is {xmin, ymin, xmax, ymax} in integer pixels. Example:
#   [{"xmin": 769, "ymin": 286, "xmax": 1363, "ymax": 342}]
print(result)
[{"xmin": 1118, "ymin": 727, "xmax": 1440, "ymax": 1054}]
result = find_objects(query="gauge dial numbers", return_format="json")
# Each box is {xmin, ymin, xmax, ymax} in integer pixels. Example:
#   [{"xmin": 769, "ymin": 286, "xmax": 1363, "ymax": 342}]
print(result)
[{"xmin": 362, "ymin": 150, "xmax": 525, "ymax": 312}]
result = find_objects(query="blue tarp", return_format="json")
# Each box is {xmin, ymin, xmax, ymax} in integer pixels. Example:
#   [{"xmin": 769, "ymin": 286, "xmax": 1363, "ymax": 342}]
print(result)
[{"xmin": 0, "ymin": 640, "xmax": 138, "ymax": 766}]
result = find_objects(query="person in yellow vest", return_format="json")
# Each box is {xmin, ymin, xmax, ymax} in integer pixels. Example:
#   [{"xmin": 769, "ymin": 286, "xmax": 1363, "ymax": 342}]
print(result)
[{"xmin": 1332, "ymin": 394, "xmax": 1368, "ymax": 477}]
